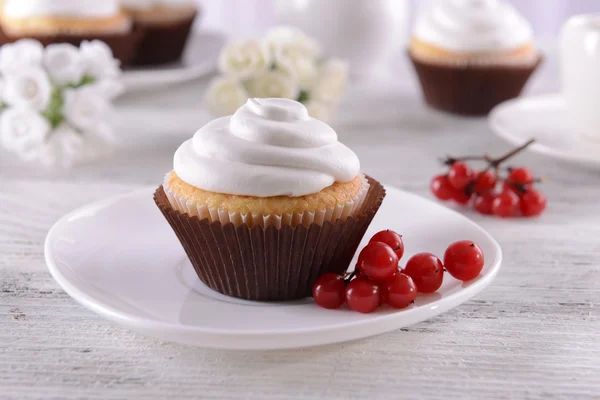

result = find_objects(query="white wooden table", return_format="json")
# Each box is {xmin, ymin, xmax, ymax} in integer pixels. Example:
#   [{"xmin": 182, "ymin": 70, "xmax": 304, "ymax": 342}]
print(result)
[{"xmin": 1, "ymin": 52, "xmax": 599, "ymax": 400}]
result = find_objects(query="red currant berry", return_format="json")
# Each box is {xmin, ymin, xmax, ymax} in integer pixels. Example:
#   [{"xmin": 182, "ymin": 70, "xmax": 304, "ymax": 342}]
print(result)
[
  {"xmin": 453, "ymin": 189, "xmax": 472, "ymax": 205},
  {"xmin": 473, "ymin": 170, "xmax": 497, "ymax": 193},
  {"xmin": 492, "ymin": 190, "xmax": 520, "ymax": 218},
  {"xmin": 378, "ymin": 280, "xmax": 389, "ymax": 305},
  {"xmin": 444, "ymin": 241, "xmax": 485, "ymax": 281},
  {"xmin": 345, "ymin": 277, "xmax": 381, "ymax": 313},
  {"xmin": 520, "ymin": 189, "xmax": 547, "ymax": 217},
  {"xmin": 369, "ymin": 230, "xmax": 405, "ymax": 259},
  {"xmin": 502, "ymin": 183, "xmax": 518, "ymax": 196},
  {"xmin": 474, "ymin": 192, "xmax": 496, "ymax": 215},
  {"xmin": 508, "ymin": 167, "xmax": 534, "ymax": 186},
  {"xmin": 431, "ymin": 175, "xmax": 456, "ymax": 201},
  {"xmin": 312, "ymin": 273, "xmax": 346, "ymax": 309},
  {"xmin": 357, "ymin": 242, "xmax": 399, "ymax": 282},
  {"xmin": 403, "ymin": 252, "xmax": 444, "ymax": 293},
  {"xmin": 385, "ymin": 273, "xmax": 417, "ymax": 309},
  {"xmin": 448, "ymin": 162, "xmax": 474, "ymax": 190}
]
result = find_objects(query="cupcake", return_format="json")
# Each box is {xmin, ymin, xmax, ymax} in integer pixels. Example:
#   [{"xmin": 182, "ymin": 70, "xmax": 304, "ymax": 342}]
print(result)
[
  {"xmin": 408, "ymin": 0, "xmax": 542, "ymax": 116},
  {"xmin": 154, "ymin": 98, "xmax": 385, "ymax": 301},
  {"xmin": 121, "ymin": 0, "xmax": 198, "ymax": 66},
  {"xmin": 0, "ymin": 0, "xmax": 141, "ymax": 66}
]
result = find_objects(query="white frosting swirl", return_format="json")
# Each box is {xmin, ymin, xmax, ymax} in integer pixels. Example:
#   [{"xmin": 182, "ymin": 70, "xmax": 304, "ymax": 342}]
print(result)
[
  {"xmin": 174, "ymin": 98, "xmax": 360, "ymax": 197},
  {"xmin": 3, "ymin": 0, "xmax": 120, "ymax": 18},
  {"xmin": 414, "ymin": 0, "xmax": 533, "ymax": 52},
  {"xmin": 120, "ymin": 0, "xmax": 196, "ymax": 10}
]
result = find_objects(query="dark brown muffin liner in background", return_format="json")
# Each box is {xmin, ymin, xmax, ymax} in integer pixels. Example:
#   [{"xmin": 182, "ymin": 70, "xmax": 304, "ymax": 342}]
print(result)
[
  {"xmin": 154, "ymin": 176, "xmax": 386, "ymax": 301},
  {"xmin": 0, "ymin": 28, "xmax": 144, "ymax": 67},
  {"xmin": 130, "ymin": 13, "xmax": 196, "ymax": 66},
  {"xmin": 409, "ymin": 52, "xmax": 542, "ymax": 116}
]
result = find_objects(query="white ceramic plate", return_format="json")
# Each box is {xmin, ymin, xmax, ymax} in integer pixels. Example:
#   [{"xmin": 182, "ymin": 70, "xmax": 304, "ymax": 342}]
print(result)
[
  {"xmin": 121, "ymin": 32, "xmax": 223, "ymax": 92},
  {"xmin": 489, "ymin": 93, "xmax": 600, "ymax": 168},
  {"xmin": 45, "ymin": 185, "xmax": 502, "ymax": 350}
]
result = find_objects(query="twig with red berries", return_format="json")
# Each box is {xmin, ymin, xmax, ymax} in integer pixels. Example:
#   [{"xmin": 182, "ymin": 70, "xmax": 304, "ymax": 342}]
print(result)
[
  {"xmin": 431, "ymin": 139, "xmax": 547, "ymax": 218},
  {"xmin": 312, "ymin": 229, "xmax": 484, "ymax": 313}
]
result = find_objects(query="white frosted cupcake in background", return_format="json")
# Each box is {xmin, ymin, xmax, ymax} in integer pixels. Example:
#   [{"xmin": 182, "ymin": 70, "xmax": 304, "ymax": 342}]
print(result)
[
  {"xmin": 154, "ymin": 98, "xmax": 386, "ymax": 301},
  {"xmin": 0, "ymin": 0, "xmax": 141, "ymax": 66},
  {"xmin": 408, "ymin": 0, "xmax": 542, "ymax": 116},
  {"xmin": 120, "ymin": 0, "xmax": 198, "ymax": 66}
]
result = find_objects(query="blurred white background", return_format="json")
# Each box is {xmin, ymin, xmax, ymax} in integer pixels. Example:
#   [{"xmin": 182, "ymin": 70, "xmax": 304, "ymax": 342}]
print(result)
[{"xmin": 195, "ymin": 0, "xmax": 600, "ymax": 39}]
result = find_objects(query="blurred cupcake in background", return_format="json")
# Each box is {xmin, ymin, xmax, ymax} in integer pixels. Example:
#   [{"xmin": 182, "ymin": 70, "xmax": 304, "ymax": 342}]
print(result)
[
  {"xmin": 408, "ymin": 0, "xmax": 542, "ymax": 116},
  {"xmin": 0, "ymin": 0, "xmax": 140, "ymax": 66},
  {"xmin": 121, "ymin": 0, "xmax": 198, "ymax": 66}
]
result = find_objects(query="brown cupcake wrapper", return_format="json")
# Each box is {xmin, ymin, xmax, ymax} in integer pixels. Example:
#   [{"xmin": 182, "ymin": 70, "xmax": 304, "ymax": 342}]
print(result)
[
  {"xmin": 408, "ymin": 51, "xmax": 542, "ymax": 116},
  {"xmin": 0, "ymin": 28, "xmax": 144, "ymax": 68},
  {"xmin": 154, "ymin": 176, "xmax": 386, "ymax": 301},
  {"xmin": 130, "ymin": 13, "xmax": 196, "ymax": 66}
]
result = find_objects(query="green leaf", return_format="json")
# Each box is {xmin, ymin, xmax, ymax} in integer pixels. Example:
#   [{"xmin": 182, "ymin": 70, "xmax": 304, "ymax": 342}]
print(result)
[
  {"xmin": 69, "ymin": 75, "xmax": 96, "ymax": 89},
  {"xmin": 41, "ymin": 88, "xmax": 65, "ymax": 129},
  {"xmin": 297, "ymin": 90, "xmax": 309, "ymax": 103}
]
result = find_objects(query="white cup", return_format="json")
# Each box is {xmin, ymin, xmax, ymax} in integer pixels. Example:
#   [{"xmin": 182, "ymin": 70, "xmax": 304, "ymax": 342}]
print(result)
[
  {"xmin": 274, "ymin": 0, "xmax": 409, "ymax": 80},
  {"xmin": 559, "ymin": 14, "xmax": 600, "ymax": 140}
]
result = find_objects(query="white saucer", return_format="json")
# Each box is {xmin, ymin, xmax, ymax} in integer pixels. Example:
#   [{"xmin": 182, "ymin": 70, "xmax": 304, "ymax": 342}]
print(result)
[
  {"xmin": 45, "ymin": 185, "xmax": 502, "ymax": 350},
  {"xmin": 489, "ymin": 94, "xmax": 600, "ymax": 168},
  {"xmin": 121, "ymin": 32, "xmax": 223, "ymax": 92}
]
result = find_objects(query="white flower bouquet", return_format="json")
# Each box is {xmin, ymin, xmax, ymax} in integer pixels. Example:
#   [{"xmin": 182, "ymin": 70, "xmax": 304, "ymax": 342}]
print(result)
[
  {"xmin": 0, "ymin": 39, "xmax": 123, "ymax": 167},
  {"xmin": 205, "ymin": 26, "xmax": 349, "ymax": 122}
]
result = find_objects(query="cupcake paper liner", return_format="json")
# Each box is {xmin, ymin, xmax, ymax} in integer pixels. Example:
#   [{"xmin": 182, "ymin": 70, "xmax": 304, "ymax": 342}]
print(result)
[
  {"xmin": 163, "ymin": 173, "xmax": 370, "ymax": 229},
  {"xmin": 409, "ymin": 51, "xmax": 542, "ymax": 116},
  {"xmin": 154, "ymin": 176, "xmax": 385, "ymax": 301},
  {"xmin": 0, "ymin": 28, "xmax": 144, "ymax": 67},
  {"xmin": 130, "ymin": 13, "xmax": 196, "ymax": 66}
]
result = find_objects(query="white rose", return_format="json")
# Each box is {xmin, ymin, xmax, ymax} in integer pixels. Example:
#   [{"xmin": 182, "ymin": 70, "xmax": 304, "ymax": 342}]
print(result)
[
  {"xmin": 264, "ymin": 26, "xmax": 321, "ymax": 60},
  {"xmin": 0, "ymin": 39, "xmax": 44, "ymax": 74},
  {"xmin": 218, "ymin": 39, "xmax": 270, "ymax": 80},
  {"xmin": 246, "ymin": 70, "xmax": 299, "ymax": 100},
  {"xmin": 309, "ymin": 58, "xmax": 349, "ymax": 104},
  {"xmin": 87, "ymin": 79, "xmax": 125, "ymax": 100},
  {"xmin": 0, "ymin": 108, "xmax": 50, "ymax": 161},
  {"xmin": 274, "ymin": 44, "xmax": 318, "ymax": 89},
  {"xmin": 80, "ymin": 40, "xmax": 120, "ymax": 80},
  {"xmin": 38, "ymin": 123, "xmax": 84, "ymax": 168},
  {"xmin": 63, "ymin": 86, "xmax": 111, "ymax": 131},
  {"xmin": 204, "ymin": 76, "xmax": 249, "ymax": 117},
  {"xmin": 3, "ymin": 67, "xmax": 52, "ymax": 111},
  {"xmin": 43, "ymin": 43, "xmax": 85, "ymax": 86},
  {"xmin": 305, "ymin": 100, "xmax": 334, "ymax": 123}
]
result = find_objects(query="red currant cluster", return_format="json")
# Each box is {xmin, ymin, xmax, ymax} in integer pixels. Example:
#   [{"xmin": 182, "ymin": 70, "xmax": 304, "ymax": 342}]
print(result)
[
  {"xmin": 312, "ymin": 229, "xmax": 485, "ymax": 313},
  {"xmin": 430, "ymin": 139, "xmax": 547, "ymax": 218}
]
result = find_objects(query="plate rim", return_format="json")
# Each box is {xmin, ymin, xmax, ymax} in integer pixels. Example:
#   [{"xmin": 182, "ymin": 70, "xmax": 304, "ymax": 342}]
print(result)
[
  {"xmin": 489, "ymin": 93, "xmax": 600, "ymax": 168},
  {"xmin": 45, "ymin": 186, "xmax": 503, "ymax": 348}
]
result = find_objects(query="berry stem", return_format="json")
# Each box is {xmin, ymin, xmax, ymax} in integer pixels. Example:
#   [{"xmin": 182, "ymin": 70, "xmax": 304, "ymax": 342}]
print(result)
[
  {"xmin": 442, "ymin": 139, "xmax": 535, "ymax": 168},
  {"xmin": 345, "ymin": 270, "xmax": 357, "ymax": 284},
  {"xmin": 461, "ymin": 139, "xmax": 536, "ymax": 196},
  {"xmin": 504, "ymin": 177, "xmax": 544, "ymax": 185},
  {"xmin": 441, "ymin": 154, "xmax": 493, "ymax": 165},
  {"xmin": 488, "ymin": 139, "xmax": 535, "ymax": 168}
]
